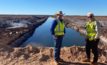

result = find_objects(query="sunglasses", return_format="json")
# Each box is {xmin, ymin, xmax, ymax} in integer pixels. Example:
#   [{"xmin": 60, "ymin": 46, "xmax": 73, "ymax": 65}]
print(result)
[{"xmin": 88, "ymin": 16, "xmax": 93, "ymax": 18}]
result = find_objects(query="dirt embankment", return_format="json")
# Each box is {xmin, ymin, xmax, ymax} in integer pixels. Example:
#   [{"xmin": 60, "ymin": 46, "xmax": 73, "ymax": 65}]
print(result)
[
  {"xmin": 62, "ymin": 16, "xmax": 107, "ymax": 45},
  {"xmin": 0, "ymin": 15, "xmax": 48, "ymax": 46},
  {"xmin": 0, "ymin": 44, "xmax": 107, "ymax": 65}
]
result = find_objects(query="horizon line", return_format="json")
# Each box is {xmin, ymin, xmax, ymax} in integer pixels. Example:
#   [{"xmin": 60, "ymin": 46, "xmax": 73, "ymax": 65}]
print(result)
[{"xmin": 0, "ymin": 14, "xmax": 107, "ymax": 16}]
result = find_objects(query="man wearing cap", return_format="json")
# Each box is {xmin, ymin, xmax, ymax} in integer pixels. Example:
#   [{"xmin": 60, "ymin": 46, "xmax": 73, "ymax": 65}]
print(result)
[
  {"xmin": 82, "ymin": 13, "xmax": 101, "ymax": 65},
  {"xmin": 50, "ymin": 11, "xmax": 66, "ymax": 65}
]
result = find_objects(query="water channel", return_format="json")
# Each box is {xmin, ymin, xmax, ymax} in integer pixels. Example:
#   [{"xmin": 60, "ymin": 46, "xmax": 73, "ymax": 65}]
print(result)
[{"xmin": 20, "ymin": 17, "xmax": 91, "ymax": 47}]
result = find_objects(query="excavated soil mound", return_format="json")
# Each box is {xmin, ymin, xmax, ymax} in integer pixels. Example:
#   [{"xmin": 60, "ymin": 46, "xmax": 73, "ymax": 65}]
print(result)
[{"xmin": 0, "ymin": 44, "xmax": 107, "ymax": 65}]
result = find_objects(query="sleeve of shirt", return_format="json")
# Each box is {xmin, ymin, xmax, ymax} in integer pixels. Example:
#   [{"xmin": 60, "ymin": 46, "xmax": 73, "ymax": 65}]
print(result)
[
  {"xmin": 64, "ymin": 27, "xmax": 66, "ymax": 34},
  {"xmin": 50, "ymin": 20, "xmax": 57, "ymax": 35},
  {"xmin": 62, "ymin": 19, "xmax": 66, "ymax": 34},
  {"xmin": 94, "ymin": 22, "xmax": 101, "ymax": 39},
  {"xmin": 85, "ymin": 23, "xmax": 88, "ymax": 39}
]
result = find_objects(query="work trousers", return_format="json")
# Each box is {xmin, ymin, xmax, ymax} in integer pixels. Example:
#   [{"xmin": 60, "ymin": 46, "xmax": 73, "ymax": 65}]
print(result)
[
  {"xmin": 53, "ymin": 35, "xmax": 63, "ymax": 62},
  {"xmin": 86, "ymin": 39, "xmax": 99, "ymax": 62}
]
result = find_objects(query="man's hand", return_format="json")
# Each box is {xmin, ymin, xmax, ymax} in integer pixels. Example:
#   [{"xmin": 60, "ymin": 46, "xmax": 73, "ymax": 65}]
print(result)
[
  {"xmin": 63, "ymin": 34, "xmax": 65, "ymax": 37},
  {"xmin": 94, "ymin": 38, "xmax": 96, "ymax": 41},
  {"xmin": 53, "ymin": 35, "xmax": 58, "ymax": 39},
  {"xmin": 85, "ymin": 38, "xmax": 87, "ymax": 42}
]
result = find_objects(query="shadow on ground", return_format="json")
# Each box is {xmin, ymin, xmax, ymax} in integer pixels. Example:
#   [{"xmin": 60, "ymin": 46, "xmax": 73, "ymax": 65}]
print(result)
[{"xmin": 59, "ymin": 61, "xmax": 107, "ymax": 65}]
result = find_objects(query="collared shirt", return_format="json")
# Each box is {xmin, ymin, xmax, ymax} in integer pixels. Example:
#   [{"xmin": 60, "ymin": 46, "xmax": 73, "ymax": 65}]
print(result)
[
  {"xmin": 86, "ymin": 19, "xmax": 101, "ymax": 39},
  {"xmin": 50, "ymin": 18, "xmax": 66, "ymax": 35},
  {"xmin": 89, "ymin": 19, "xmax": 95, "ymax": 23},
  {"xmin": 94, "ymin": 21, "xmax": 101, "ymax": 39}
]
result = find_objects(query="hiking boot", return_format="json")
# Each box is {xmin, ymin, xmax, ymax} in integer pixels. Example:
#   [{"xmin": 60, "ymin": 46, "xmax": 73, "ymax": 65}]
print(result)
[
  {"xmin": 90, "ymin": 62, "xmax": 98, "ymax": 65},
  {"xmin": 82, "ymin": 58, "xmax": 90, "ymax": 62},
  {"xmin": 58, "ymin": 59, "xmax": 64, "ymax": 62},
  {"xmin": 54, "ymin": 61, "xmax": 59, "ymax": 65}
]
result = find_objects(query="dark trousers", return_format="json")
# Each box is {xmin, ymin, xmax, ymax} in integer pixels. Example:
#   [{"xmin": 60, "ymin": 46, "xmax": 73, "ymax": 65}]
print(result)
[
  {"xmin": 53, "ymin": 35, "xmax": 63, "ymax": 62},
  {"xmin": 86, "ymin": 39, "xmax": 99, "ymax": 62}
]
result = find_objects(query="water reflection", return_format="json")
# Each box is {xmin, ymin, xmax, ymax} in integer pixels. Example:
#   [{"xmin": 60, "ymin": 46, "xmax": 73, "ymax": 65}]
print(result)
[{"xmin": 20, "ymin": 17, "xmax": 86, "ymax": 47}]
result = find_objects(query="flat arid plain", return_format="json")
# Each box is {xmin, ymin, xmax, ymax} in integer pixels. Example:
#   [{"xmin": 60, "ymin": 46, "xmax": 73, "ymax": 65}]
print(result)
[{"xmin": 0, "ymin": 15, "xmax": 107, "ymax": 65}]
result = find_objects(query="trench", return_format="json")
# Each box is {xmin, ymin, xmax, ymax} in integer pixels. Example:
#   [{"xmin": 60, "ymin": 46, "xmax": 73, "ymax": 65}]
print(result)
[{"xmin": 20, "ymin": 17, "xmax": 102, "ymax": 47}]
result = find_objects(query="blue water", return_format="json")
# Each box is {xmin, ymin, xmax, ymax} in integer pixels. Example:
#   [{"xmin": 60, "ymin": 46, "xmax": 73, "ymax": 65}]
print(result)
[{"xmin": 20, "ymin": 17, "xmax": 86, "ymax": 47}]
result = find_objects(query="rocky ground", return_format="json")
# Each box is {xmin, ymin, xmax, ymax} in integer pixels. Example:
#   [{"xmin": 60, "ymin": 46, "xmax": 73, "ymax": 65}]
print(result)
[
  {"xmin": 62, "ymin": 16, "xmax": 107, "ymax": 45},
  {"xmin": 0, "ymin": 44, "xmax": 107, "ymax": 65},
  {"xmin": 0, "ymin": 15, "xmax": 48, "ymax": 46}
]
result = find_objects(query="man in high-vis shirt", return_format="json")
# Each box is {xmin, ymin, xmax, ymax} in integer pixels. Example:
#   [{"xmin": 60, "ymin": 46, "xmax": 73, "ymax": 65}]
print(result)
[
  {"xmin": 50, "ymin": 11, "xmax": 66, "ymax": 65},
  {"xmin": 82, "ymin": 13, "xmax": 101, "ymax": 65}
]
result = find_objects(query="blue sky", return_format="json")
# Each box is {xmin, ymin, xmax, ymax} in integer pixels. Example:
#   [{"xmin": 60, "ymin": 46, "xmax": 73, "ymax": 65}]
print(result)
[{"xmin": 0, "ymin": 0, "xmax": 107, "ymax": 15}]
